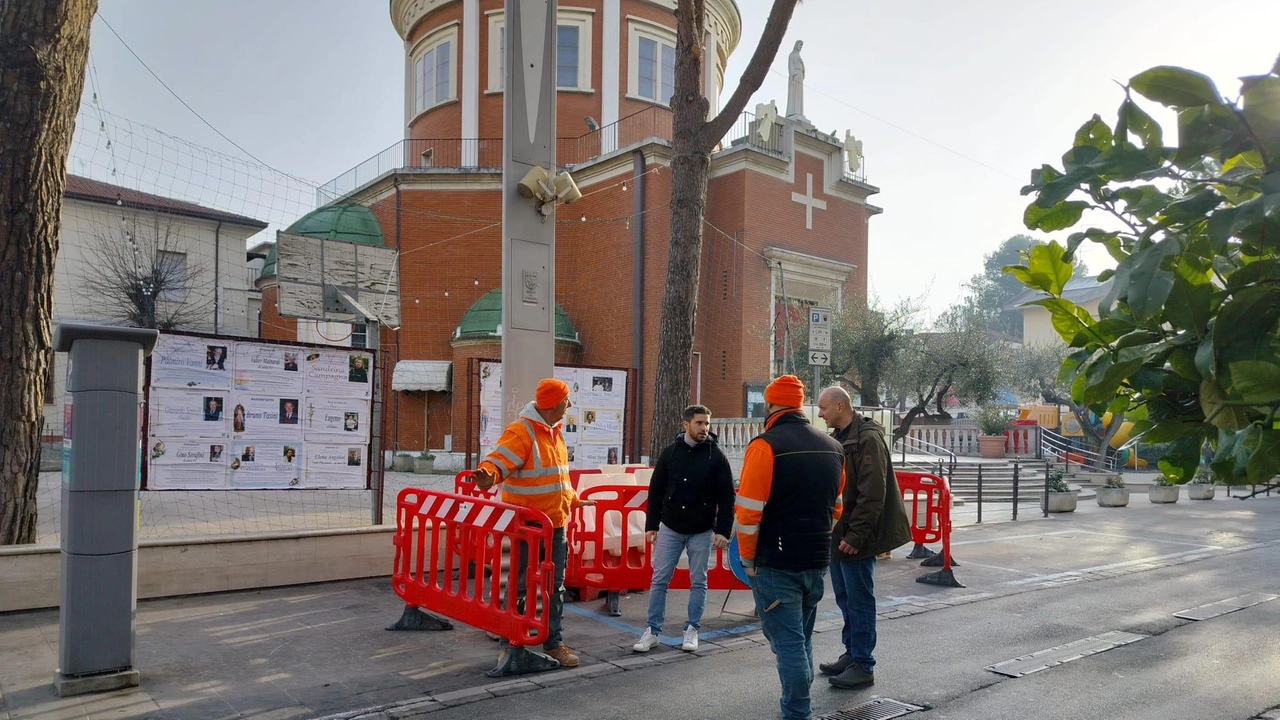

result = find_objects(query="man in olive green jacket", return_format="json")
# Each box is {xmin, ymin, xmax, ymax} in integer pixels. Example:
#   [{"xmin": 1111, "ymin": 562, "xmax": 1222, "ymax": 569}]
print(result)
[{"xmin": 816, "ymin": 386, "xmax": 911, "ymax": 690}]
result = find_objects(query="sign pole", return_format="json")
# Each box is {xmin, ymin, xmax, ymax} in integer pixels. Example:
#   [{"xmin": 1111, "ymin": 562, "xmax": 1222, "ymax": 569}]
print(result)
[
  {"xmin": 500, "ymin": 0, "xmax": 558, "ymax": 426},
  {"xmin": 368, "ymin": 319, "xmax": 383, "ymax": 525}
]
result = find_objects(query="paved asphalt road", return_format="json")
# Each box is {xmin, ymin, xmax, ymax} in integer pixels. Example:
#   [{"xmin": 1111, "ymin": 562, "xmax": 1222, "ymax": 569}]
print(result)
[{"xmin": 418, "ymin": 497, "xmax": 1280, "ymax": 720}]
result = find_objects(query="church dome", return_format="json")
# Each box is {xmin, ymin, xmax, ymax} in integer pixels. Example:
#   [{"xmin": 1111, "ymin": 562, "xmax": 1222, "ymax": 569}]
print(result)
[
  {"xmin": 453, "ymin": 289, "xmax": 580, "ymax": 344},
  {"xmin": 262, "ymin": 204, "xmax": 385, "ymax": 277}
]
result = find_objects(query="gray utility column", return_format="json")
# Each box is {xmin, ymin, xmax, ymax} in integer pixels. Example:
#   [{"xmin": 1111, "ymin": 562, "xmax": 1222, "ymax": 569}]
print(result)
[
  {"xmin": 52, "ymin": 323, "xmax": 158, "ymax": 697},
  {"xmin": 501, "ymin": 0, "xmax": 558, "ymax": 425}
]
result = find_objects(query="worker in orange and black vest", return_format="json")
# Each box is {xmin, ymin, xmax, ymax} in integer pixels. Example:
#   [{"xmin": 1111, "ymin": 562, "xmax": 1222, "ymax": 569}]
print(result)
[
  {"xmin": 735, "ymin": 375, "xmax": 845, "ymax": 720},
  {"xmin": 474, "ymin": 378, "xmax": 593, "ymax": 668}
]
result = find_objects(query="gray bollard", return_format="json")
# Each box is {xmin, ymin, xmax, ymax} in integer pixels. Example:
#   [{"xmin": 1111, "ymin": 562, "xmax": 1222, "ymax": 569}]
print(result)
[{"xmin": 51, "ymin": 323, "xmax": 158, "ymax": 697}]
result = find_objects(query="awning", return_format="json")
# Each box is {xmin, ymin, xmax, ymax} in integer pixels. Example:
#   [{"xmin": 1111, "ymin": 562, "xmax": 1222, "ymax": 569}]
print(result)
[{"xmin": 392, "ymin": 360, "xmax": 452, "ymax": 392}]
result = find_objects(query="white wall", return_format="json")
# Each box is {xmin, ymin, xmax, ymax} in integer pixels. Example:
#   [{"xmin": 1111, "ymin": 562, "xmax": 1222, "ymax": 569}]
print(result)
[{"xmin": 44, "ymin": 198, "xmax": 265, "ymax": 437}]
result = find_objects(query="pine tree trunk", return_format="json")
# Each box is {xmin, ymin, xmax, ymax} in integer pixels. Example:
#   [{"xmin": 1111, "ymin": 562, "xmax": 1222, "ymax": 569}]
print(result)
[
  {"xmin": 0, "ymin": 0, "xmax": 97, "ymax": 545},
  {"xmin": 647, "ymin": 0, "xmax": 798, "ymax": 460}
]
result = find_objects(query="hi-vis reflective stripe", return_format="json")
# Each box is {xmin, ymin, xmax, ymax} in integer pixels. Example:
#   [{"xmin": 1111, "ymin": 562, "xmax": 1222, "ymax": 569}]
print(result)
[
  {"xmin": 502, "ymin": 480, "xmax": 573, "ymax": 495},
  {"xmin": 510, "ymin": 464, "xmax": 569, "ymax": 479},
  {"xmin": 735, "ymin": 522, "xmax": 760, "ymax": 535},
  {"xmin": 737, "ymin": 496, "xmax": 767, "ymax": 511},
  {"xmin": 519, "ymin": 419, "xmax": 545, "ymax": 471},
  {"xmin": 490, "ymin": 444, "xmax": 522, "ymax": 467},
  {"xmin": 625, "ymin": 490, "xmax": 649, "ymax": 508}
]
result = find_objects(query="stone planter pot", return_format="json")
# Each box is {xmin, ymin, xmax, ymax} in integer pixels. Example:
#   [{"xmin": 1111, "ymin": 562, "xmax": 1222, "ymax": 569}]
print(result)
[
  {"xmin": 1188, "ymin": 484, "xmax": 1216, "ymax": 500},
  {"xmin": 413, "ymin": 457, "xmax": 435, "ymax": 475},
  {"xmin": 1148, "ymin": 485, "xmax": 1180, "ymax": 503},
  {"xmin": 978, "ymin": 434, "xmax": 1007, "ymax": 459},
  {"xmin": 1096, "ymin": 487, "xmax": 1130, "ymax": 507},
  {"xmin": 1041, "ymin": 490, "xmax": 1078, "ymax": 513},
  {"xmin": 391, "ymin": 455, "xmax": 414, "ymax": 472}
]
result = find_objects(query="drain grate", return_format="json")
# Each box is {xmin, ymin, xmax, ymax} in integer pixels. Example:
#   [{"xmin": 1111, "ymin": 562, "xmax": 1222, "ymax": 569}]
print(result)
[
  {"xmin": 816, "ymin": 698, "xmax": 924, "ymax": 720},
  {"xmin": 985, "ymin": 630, "xmax": 1147, "ymax": 677},
  {"xmin": 1174, "ymin": 593, "xmax": 1277, "ymax": 621}
]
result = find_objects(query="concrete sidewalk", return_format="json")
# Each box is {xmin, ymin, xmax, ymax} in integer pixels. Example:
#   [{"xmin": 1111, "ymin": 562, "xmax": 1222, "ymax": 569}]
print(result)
[{"xmin": 2, "ymin": 494, "xmax": 1276, "ymax": 720}]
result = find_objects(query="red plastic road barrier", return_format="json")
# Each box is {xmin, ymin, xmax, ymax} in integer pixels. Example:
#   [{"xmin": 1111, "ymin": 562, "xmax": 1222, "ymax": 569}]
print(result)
[
  {"xmin": 454, "ymin": 469, "xmax": 497, "ymax": 499},
  {"xmin": 392, "ymin": 487, "xmax": 555, "ymax": 646},
  {"xmin": 569, "ymin": 468, "xmax": 601, "ymax": 490},
  {"xmin": 566, "ymin": 484, "xmax": 652, "ymax": 595},
  {"xmin": 896, "ymin": 471, "xmax": 955, "ymax": 569}
]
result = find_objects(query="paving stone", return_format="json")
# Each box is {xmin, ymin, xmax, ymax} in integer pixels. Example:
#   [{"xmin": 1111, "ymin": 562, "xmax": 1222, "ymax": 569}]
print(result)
[{"xmin": 429, "ymin": 686, "xmax": 493, "ymax": 707}]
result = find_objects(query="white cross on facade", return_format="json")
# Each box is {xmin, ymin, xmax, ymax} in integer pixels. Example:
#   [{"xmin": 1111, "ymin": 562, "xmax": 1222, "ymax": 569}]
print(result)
[{"xmin": 790, "ymin": 173, "xmax": 827, "ymax": 230}]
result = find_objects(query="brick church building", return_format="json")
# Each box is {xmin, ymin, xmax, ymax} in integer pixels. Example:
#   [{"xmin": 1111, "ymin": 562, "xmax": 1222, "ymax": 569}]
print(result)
[{"xmin": 257, "ymin": 0, "xmax": 879, "ymax": 459}]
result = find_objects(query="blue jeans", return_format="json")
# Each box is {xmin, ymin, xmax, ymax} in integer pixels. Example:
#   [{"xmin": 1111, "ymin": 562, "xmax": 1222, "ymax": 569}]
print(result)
[
  {"xmin": 752, "ymin": 566, "xmax": 827, "ymax": 720},
  {"xmin": 646, "ymin": 524, "xmax": 712, "ymax": 633},
  {"xmin": 510, "ymin": 526, "xmax": 568, "ymax": 650},
  {"xmin": 830, "ymin": 557, "xmax": 877, "ymax": 672}
]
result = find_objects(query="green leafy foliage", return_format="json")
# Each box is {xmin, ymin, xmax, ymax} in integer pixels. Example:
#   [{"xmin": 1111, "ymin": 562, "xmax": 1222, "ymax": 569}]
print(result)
[{"xmin": 1008, "ymin": 56, "xmax": 1280, "ymax": 485}]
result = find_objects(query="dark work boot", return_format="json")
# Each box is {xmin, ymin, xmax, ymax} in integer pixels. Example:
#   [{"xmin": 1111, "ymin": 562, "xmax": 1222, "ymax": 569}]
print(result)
[
  {"xmin": 818, "ymin": 652, "xmax": 854, "ymax": 676},
  {"xmin": 829, "ymin": 664, "xmax": 875, "ymax": 689}
]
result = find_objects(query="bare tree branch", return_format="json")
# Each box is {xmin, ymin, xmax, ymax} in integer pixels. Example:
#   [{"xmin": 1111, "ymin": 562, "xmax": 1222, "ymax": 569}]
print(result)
[{"xmin": 76, "ymin": 211, "xmax": 212, "ymax": 330}]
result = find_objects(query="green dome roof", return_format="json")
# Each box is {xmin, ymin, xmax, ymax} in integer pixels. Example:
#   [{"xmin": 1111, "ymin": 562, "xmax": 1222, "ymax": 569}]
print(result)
[
  {"xmin": 454, "ymin": 289, "xmax": 579, "ymax": 344},
  {"xmin": 262, "ymin": 204, "xmax": 385, "ymax": 277}
]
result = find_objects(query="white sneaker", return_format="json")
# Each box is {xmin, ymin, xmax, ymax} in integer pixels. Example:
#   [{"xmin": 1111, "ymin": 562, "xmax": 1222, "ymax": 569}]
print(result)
[
  {"xmin": 633, "ymin": 627, "xmax": 659, "ymax": 653},
  {"xmin": 681, "ymin": 625, "xmax": 699, "ymax": 652}
]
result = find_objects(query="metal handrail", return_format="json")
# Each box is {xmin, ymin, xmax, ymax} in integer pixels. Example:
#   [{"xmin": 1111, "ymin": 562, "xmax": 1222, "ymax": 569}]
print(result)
[{"xmin": 1041, "ymin": 427, "xmax": 1116, "ymax": 471}]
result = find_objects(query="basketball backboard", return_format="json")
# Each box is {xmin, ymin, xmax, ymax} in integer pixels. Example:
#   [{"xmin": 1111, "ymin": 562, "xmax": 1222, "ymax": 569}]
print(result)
[{"xmin": 275, "ymin": 231, "xmax": 401, "ymax": 327}]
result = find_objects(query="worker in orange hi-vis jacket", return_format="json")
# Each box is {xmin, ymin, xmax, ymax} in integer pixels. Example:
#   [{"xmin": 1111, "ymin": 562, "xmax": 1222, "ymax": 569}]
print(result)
[
  {"xmin": 474, "ymin": 378, "xmax": 595, "ymax": 669},
  {"xmin": 734, "ymin": 375, "xmax": 845, "ymax": 720}
]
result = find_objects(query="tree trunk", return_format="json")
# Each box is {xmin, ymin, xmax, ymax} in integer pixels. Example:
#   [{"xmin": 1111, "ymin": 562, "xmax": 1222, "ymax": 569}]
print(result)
[
  {"xmin": 648, "ymin": 0, "xmax": 799, "ymax": 459},
  {"xmin": 0, "ymin": 0, "xmax": 97, "ymax": 545}
]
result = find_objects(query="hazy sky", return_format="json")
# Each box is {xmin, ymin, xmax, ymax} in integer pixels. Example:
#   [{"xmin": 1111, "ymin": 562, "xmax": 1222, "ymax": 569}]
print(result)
[{"xmin": 79, "ymin": 0, "xmax": 1279, "ymax": 316}]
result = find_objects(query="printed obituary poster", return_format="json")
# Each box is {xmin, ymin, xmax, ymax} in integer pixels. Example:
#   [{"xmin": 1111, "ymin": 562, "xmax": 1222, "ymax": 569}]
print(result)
[
  {"xmin": 304, "ymin": 444, "xmax": 367, "ymax": 489},
  {"xmin": 232, "ymin": 343, "xmax": 305, "ymax": 396},
  {"xmin": 150, "ymin": 335, "xmax": 234, "ymax": 390},
  {"xmin": 228, "ymin": 440, "xmax": 303, "ymax": 489},
  {"xmin": 146, "ymin": 438, "xmax": 229, "ymax": 488},
  {"xmin": 477, "ymin": 362, "xmax": 628, "ymax": 469},
  {"xmin": 146, "ymin": 333, "xmax": 375, "ymax": 490}
]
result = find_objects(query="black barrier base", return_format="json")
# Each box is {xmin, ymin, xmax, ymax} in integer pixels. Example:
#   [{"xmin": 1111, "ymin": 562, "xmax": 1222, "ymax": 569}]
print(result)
[
  {"xmin": 916, "ymin": 568, "xmax": 965, "ymax": 588},
  {"xmin": 921, "ymin": 552, "xmax": 959, "ymax": 568},
  {"xmin": 486, "ymin": 647, "xmax": 561, "ymax": 678},
  {"xmin": 385, "ymin": 605, "xmax": 454, "ymax": 632},
  {"xmin": 906, "ymin": 543, "xmax": 937, "ymax": 560},
  {"xmin": 605, "ymin": 591, "xmax": 622, "ymax": 617}
]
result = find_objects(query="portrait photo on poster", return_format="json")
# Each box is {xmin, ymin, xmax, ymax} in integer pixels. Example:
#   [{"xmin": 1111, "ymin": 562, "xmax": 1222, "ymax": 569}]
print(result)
[
  {"xmin": 279, "ymin": 398, "xmax": 300, "ymax": 424},
  {"xmin": 206, "ymin": 345, "xmax": 227, "ymax": 371}
]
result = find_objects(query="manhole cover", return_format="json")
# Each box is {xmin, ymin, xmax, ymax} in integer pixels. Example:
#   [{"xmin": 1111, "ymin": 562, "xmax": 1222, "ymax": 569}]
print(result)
[{"xmin": 815, "ymin": 698, "xmax": 924, "ymax": 720}]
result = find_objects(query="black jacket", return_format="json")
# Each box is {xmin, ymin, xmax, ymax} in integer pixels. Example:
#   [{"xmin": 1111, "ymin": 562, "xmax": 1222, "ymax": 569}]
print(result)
[
  {"xmin": 831, "ymin": 414, "xmax": 912, "ymax": 561},
  {"xmin": 646, "ymin": 432, "xmax": 736, "ymax": 537},
  {"xmin": 753, "ymin": 411, "xmax": 844, "ymax": 570}
]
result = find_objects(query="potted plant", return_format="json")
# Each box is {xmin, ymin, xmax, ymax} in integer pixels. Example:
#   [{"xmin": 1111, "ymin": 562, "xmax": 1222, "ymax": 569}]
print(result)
[
  {"xmin": 1096, "ymin": 474, "xmax": 1130, "ymax": 507},
  {"xmin": 1148, "ymin": 475, "xmax": 1180, "ymax": 503},
  {"xmin": 1187, "ymin": 469, "xmax": 1216, "ymax": 500},
  {"xmin": 392, "ymin": 452, "xmax": 414, "ymax": 472},
  {"xmin": 414, "ymin": 451, "xmax": 436, "ymax": 475},
  {"xmin": 1041, "ymin": 469, "xmax": 1078, "ymax": 513},
  {"xmin": 975, "ymin": 406, "xmax": 1012, "ymax": 459}
]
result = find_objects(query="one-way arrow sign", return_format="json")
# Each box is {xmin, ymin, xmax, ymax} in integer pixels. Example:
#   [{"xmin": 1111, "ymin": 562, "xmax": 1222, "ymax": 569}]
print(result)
[{"xmin": 809, "ymin": 351, "xmax": 830, "ymax": 367}]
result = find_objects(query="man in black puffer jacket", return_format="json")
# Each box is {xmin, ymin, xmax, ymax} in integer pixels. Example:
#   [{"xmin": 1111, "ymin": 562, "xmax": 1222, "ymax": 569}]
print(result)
[{"xmin": 633, "ymin": 404, "xmax": 735, "ymax": 654}]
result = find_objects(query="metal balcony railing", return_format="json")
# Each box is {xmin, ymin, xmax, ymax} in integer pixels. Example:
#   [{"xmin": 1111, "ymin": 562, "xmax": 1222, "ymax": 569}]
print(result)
[{"xmin": 317, "ymin": 106, "xmax": 869, "ymax": 205}]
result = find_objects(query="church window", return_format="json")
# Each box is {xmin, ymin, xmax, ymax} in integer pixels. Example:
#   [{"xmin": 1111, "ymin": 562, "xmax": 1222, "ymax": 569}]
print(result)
[
  {"xmin": 488, "ymin": 11, "xmax": 593, "ymax": 93},
  {"xmin": 412, "ymin": 26, "xmax": 457, "ymax": 115},
  {"xmin": 628, "ymin": 21, "xmax": 676, "ymax": 105}
]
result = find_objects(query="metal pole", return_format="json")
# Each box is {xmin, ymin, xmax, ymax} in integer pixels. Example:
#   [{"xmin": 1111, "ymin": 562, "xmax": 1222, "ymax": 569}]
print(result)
[
  {"xmin": 1012, "ymin": 461, "xmax": 1020, "ymax": 521},
  {"xmin": 976, "ymin": 464, "xmax": 983, "ymax": 524},
  {"xmin": 501, "ymin": 0, "xmax": 558, "ymax": 427},
  {"xmin": 368, "ymin": 319, "xmax": 383, "ymax": 525},
  {"xmin": 1043, "ymin": 462, "xmax": 1050, "ymax": 518}
]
